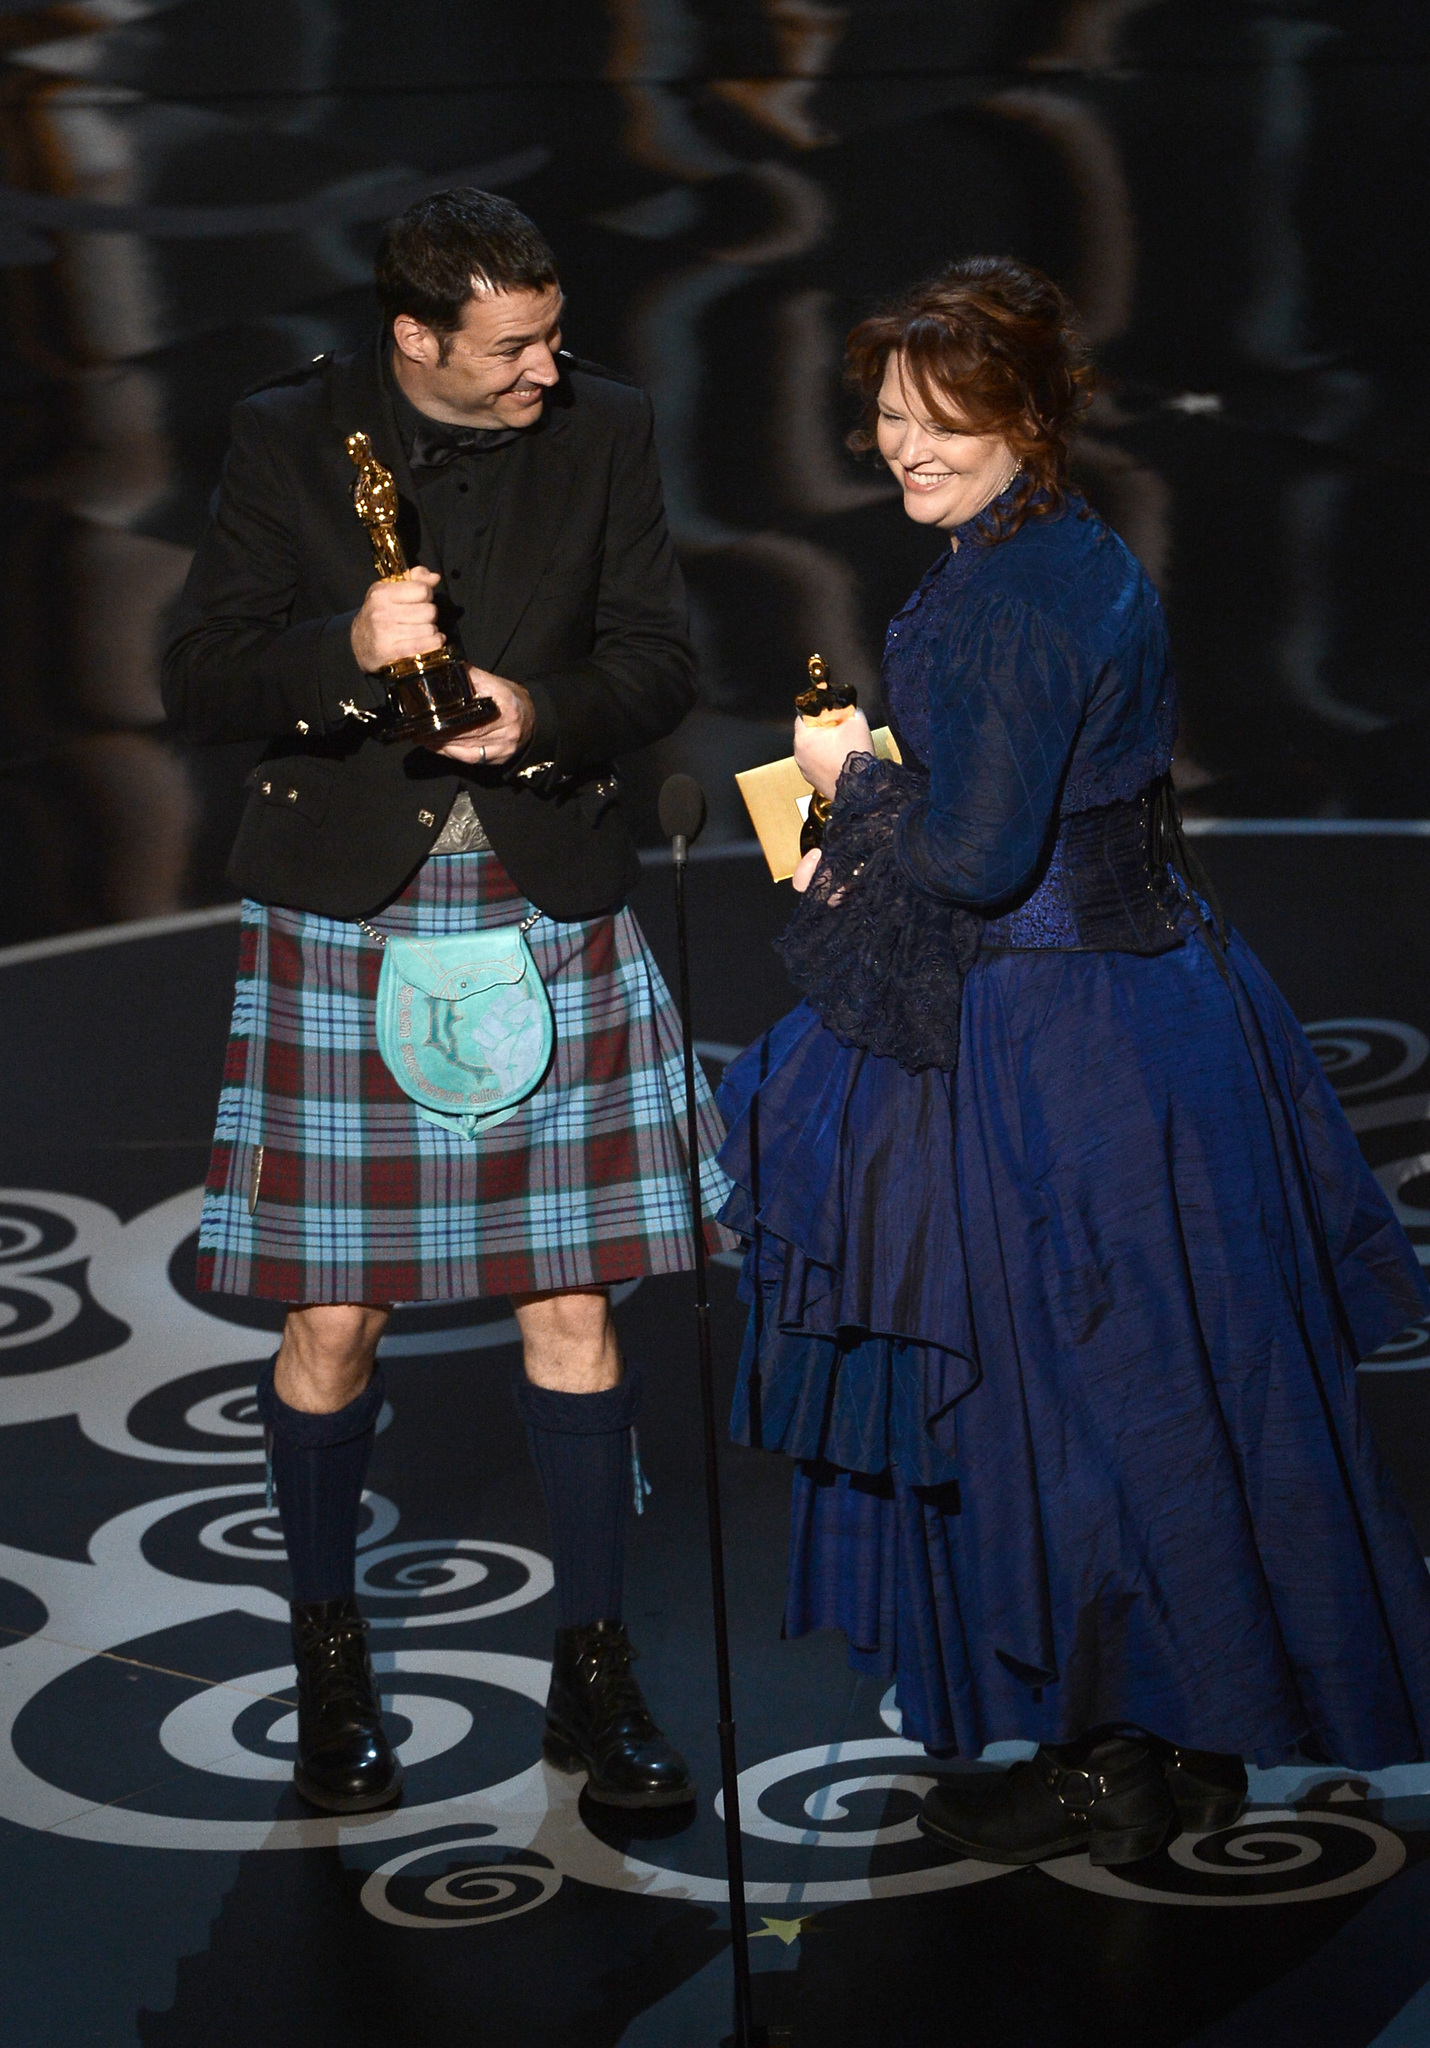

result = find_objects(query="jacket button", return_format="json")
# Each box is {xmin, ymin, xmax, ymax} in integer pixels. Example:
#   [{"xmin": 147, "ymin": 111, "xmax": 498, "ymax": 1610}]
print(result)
[
  {"xmin": 418, "ymin": 809, "xmax": 435, "ymax": 826},
  {"xmin": 260, "ymin": 780, "xmax": 272, "ymax": 795},
  {"xmin": 296, "ymin": 719, "xmax": 309, "ymax": 735},
  {"xmin": 286, "ymin": 788, "xmax": 298, "ymax": 802}
]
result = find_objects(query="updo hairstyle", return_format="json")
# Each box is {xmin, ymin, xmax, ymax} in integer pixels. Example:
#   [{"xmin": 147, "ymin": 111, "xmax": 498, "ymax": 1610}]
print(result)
[{"xmin": 846, "ymin": 256, "xmax": 1094, "ymax": 538}]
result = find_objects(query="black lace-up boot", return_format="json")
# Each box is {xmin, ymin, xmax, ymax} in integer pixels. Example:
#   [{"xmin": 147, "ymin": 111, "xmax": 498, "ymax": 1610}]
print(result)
[
  {"xmin": 542, "ymin": 1620, "xmax": 695, "ymax": 1809},
  {"xmin": 290, "ymin": 1596, "xmax": 402, "ymax": 1814},
  {"xmin": 918, "ymin": 1735, "xmax": 1176, "ymax": 1867},
  {"xmin": 1161, "ymin": 1745, "xmax": 1248, "ymax": 1830}
]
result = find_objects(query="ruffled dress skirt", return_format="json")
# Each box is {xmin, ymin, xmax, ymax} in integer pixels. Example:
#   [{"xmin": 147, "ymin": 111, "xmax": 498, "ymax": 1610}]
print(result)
[{"xmin": 716, "ymin": 925, "xmax": 1430, "ymax": 1765}]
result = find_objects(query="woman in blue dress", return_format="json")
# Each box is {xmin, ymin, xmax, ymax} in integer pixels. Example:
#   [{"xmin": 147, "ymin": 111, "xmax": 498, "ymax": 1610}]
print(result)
[{"xmin": 717, "ymin": 257, "xmax": 1430, "ymax": 1868}]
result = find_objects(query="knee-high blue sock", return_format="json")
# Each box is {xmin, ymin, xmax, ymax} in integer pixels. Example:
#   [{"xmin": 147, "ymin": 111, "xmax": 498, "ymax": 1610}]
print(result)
[
  {"xmin": 514, "ymin": 1368, "xmax": 641, "ymax": 1630},
  {"xmin": 255, "ymin": 1358, "xmax": 385, "ymax": 1607}
]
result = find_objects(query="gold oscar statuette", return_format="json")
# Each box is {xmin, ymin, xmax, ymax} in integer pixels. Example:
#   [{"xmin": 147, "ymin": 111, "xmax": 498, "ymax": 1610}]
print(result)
[
  {"xmin": 734, "ymin": 652, "xmax": 900, "ymax": 883},
  {"xmin": 793, "ymin": 651, "xmax": 859, "ymax": 855},
  {"xmin": 345, "ymin": 431, "xmax": 498, "ymax": 743}
]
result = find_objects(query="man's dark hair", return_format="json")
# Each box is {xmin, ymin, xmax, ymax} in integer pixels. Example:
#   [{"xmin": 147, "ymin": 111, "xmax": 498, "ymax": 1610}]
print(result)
[{"xmin": 374, "ymin": 189, "xmax": 559, "ymax": 343}]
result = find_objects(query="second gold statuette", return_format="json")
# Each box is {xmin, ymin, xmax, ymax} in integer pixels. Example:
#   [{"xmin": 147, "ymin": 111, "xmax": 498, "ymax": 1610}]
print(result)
[
  {"xmin": 345, "ymin": 431, "xmax": 497, "ymax": 744},
  {"xmin": 735, "ymin": 652, "xmax": 902, "ymax": 883},
  {"xmin": 792, "ymin": 651, "xmax": 860, "ymax": 855}
]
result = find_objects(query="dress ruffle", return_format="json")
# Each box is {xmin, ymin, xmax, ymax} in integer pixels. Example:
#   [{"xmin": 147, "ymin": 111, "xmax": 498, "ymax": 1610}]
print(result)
[
  {"xmin": 720, "ymin": 1004, "xmax": 972, "ymax": 1487},
  {"xmin": 717, "ymin": 928, "xmax": 1430, "ymax": 1766}
]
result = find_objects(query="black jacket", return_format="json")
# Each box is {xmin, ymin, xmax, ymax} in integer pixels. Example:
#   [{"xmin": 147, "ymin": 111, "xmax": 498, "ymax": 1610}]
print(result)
[{"xmin": 162, "ymin": 338, "xmax": 696, "ymax": 920}]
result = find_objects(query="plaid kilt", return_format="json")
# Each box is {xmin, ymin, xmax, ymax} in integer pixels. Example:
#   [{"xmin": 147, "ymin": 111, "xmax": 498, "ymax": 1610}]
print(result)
[{"xmin": 197, "ymin": 848, "xmax": 734, "ymax": 1302}]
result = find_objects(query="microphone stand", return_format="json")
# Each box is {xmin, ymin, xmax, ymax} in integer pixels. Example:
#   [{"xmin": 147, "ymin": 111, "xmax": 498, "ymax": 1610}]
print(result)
[{"xmin": 667, "ymin": 811, "xmax": 760, "ymax": 2048}]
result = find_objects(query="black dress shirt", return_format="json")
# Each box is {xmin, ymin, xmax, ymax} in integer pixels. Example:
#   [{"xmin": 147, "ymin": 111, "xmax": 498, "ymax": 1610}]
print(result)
[{"xmin": 385, "ymin": 363, "xmax": 517, "ymax": 664}]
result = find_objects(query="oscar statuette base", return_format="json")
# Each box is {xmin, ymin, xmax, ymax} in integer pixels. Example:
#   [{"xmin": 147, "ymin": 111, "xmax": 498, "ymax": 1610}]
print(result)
[{"xmin": 381, "ymin": 649, "xmax": 498, "ymax": 745}]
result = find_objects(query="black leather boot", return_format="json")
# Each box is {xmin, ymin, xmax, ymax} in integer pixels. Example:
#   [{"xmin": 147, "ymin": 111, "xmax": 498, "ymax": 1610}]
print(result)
[
  {"xmin": 290, "ymin": 1596, "xmax": 403, "ymax": 1814},
  {"xmin": 919, "ymin": 1736, "xmax": 1176, "ymax": 1867},
  {"xmin": 1162, "ymin": 1745, "xmax": 1248, "ymax": 1830},
  {"xmin": 542, "ymin": 1620, "xmax": 695, "ymax": 1809}
]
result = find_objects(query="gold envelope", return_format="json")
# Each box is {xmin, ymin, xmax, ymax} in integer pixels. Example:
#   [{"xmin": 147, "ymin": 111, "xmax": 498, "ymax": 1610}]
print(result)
[{"xmin": 735, "ymin": 727, "xmax": 903, "ymax": 882}]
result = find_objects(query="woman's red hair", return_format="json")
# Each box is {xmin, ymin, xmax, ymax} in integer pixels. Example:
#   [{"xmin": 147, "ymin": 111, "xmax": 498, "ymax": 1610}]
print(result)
[{"xmin": 846, "ymin": 256, "xmax": 1094, "ymax": 539}]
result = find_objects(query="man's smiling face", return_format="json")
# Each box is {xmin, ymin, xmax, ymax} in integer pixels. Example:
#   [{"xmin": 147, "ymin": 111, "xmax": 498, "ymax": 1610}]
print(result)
[{"xmin": 391, "ymin": 282, "xmax": 565, "ymax": 429}]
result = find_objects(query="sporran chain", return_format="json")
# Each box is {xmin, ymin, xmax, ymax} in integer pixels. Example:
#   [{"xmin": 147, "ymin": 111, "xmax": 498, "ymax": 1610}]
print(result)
[{"xmin": 357, "ymin": 907, "xmax": 542, "ymax": 947}]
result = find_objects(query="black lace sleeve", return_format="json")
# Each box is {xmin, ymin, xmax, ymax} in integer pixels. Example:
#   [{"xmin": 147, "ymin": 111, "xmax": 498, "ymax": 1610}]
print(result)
[{"xmin": 773, "ymin": 752, "xmax": 981, "ymax": 1073}]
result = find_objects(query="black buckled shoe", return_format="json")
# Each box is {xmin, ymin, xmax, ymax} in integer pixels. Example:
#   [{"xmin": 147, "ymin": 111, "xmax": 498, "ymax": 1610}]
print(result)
[
  {"xmin": 290, "ymin": 1596, "xmax": 403, "ymax": 1814},
  {"xmin": 542, "ymin": 1620, "xmax": 695, "ymax": 1810},
  {"xmin": 1162, "ymin": 1745, "xmax": 1248, "ymax": 1830},
  {"xmin": 919, "ymin": 1736, "xmax": 1176, "ymax": 1867}
]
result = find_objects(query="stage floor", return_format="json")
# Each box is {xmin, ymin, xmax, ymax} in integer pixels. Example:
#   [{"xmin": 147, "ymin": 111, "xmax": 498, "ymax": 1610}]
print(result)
[{"xmin": 2, "ymin": 837, "xmax": 1429, "ymax": 2048}]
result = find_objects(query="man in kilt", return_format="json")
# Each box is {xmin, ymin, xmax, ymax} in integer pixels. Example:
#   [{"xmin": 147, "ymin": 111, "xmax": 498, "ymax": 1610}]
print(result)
[{"xmin": 163, "ymin": 190, "xmax": 730, "ymax": 1816}]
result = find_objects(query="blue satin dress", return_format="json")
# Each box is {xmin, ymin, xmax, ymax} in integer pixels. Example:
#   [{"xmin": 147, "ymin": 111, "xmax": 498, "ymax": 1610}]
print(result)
[{"xmin": 717, "ymin": 495, "xmax": 1430, "ymax": 1767}]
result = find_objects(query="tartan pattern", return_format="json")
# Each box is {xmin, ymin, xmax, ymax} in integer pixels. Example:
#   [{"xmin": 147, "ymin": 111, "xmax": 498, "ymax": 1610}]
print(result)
[{"xmin": 198, "ymin": 850, "xmax": 734, "ymax": 1302}]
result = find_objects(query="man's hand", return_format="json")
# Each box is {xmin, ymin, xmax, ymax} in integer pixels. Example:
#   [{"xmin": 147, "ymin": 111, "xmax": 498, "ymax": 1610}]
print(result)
[
  {"xmin": 428, "ymin": 669, "xmax": 535, "ymax": 767},
  {"xmin": 350, "ymin": 567, "xmax": 444, "ymax": 672}
]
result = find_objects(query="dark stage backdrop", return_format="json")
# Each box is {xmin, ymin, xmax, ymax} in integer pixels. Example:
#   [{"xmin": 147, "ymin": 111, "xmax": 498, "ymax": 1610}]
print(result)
[{"xmin": 0, "ymin": 0, "xmax": 1426, "ymax": 944}]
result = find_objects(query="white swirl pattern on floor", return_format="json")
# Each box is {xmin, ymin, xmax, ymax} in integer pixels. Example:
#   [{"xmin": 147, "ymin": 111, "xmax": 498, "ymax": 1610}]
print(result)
[{"xmin": 0, "ymin": 1017, "xmax": 1425, "ymax": 1920}]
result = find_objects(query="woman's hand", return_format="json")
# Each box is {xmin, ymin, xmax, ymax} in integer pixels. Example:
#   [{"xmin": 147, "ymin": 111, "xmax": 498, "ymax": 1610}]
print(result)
[
  {"xmin": 791, "ymin": 848, "xmax": 822, "ymax": 893},
  {"xmin": 793, "ymin": 708, "xmax": 874, "ymax": 800}
]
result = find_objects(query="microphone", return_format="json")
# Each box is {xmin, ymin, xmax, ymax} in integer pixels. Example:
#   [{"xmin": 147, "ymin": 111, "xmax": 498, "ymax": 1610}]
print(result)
[
  {"xmin": 656, "ymin": 762, "xmax": 759, "ymax": 2042},
  {"xmin": 658, "ymin": 773, "xmax": 707, "ymax": 868}
]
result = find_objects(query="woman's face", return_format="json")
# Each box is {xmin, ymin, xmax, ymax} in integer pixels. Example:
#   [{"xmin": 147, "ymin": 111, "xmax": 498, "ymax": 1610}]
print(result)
[{"xmin": 874, "ymin": 355, "xmax": 1017, "ymax": 533}]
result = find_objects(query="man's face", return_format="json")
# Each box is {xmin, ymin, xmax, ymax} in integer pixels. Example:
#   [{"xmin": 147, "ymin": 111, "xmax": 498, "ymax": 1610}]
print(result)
[{"xmin": 391, "ymin": 282, "xmax": 564, "ymax": 428}]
